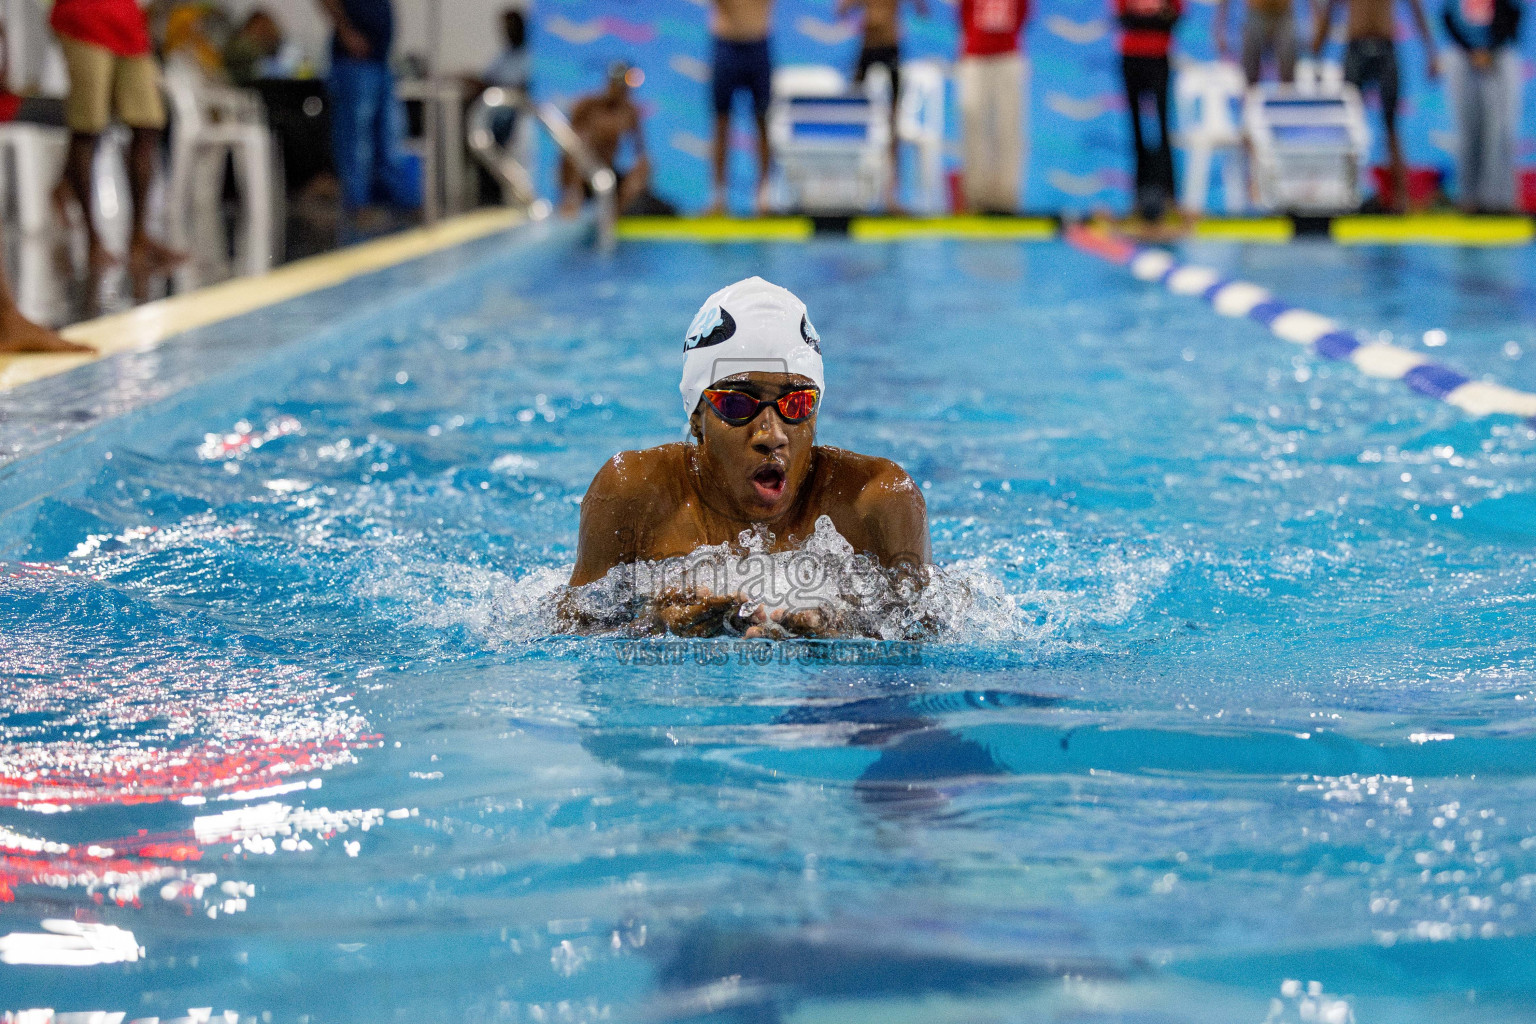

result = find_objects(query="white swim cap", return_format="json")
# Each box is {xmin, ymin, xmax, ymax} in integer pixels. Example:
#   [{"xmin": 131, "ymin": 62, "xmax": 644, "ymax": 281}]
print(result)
[{"xmin": 680, "ymin": 277, "xmax": 825, "ymax": 424}]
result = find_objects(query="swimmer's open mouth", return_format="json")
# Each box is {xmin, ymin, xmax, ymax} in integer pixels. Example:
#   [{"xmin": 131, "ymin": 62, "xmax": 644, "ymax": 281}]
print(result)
[{"xmin": 751, "ymin": 464, "xmax": 787, "ymax": 503}]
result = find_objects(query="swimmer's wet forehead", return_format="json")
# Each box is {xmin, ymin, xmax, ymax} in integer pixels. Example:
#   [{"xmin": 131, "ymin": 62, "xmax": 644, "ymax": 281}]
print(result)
[{"xmin": 712, "ymin": 372, "xmax": 818, "ymax": 396}]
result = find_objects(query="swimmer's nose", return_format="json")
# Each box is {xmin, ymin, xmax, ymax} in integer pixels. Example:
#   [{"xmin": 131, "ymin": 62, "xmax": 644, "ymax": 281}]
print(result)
[{"xmin": 751, "ymin": 409, "xmax": 789, "ymax": 454}]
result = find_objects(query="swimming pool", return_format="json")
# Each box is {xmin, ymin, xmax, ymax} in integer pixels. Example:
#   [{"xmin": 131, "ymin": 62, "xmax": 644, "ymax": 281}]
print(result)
[{"xmin": 2, "ymin": 227, "xmax": 1535, "ymax": 1022}]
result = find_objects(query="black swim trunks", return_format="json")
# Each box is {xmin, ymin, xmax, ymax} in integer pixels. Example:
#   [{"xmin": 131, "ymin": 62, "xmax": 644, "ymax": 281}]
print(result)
[
  {"xmin": 712, "ymin": 37, "xmax": 773, "ymax": 117},
  {"xmin": 854, "ymin": 44, "xmax": 901, "ymax": 105},
  {"xmin": 1344, "ymin": 37, "xmax": 1400, "ymax": 130}
]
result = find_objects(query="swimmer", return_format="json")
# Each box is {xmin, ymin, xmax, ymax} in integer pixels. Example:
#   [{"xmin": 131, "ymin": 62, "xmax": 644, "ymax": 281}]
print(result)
[
  {"xmin": 558, "ymin": 63, "xmax": 651, "ymax": 218},
  {"xmin": 563, "ymin": 277, "xmax": 930, "ymax": 637}
]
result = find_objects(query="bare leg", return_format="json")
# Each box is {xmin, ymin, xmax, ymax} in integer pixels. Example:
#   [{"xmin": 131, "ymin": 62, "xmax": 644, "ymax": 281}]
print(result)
[
  {"xmin": 753, "ymin": 110, "xmax": 771, "ymax": 215},
  {"xmin": 707, "ymin": 112, "xmax": 730, "ymax": 215},
  {"xmin": 1386, "ymin": 120, "xmax": 1408, "ymax": 213},
  {"xmin": 617, "ymin": 155, "xmax": 651, "ymax": 213},
  {"xmin": 127, "ymin": 127, "xmax": 185, "ymax": 276},
  {"xmin": 64, "ymin": 132, "xmax": 116, "ymax": 273},
  {"xmin": 886, "ymin": 104, "xmax": 904, "ymax": 213},
  {"xmin": 558, "ymin": 155, "xmax": 584, "ymax": 217}
]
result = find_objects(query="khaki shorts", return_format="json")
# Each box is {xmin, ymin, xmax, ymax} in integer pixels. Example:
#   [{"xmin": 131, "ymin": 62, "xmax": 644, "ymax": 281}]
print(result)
[{"xmin": 59, "ymin": 35, "xmax": 166, "ymax": 134}]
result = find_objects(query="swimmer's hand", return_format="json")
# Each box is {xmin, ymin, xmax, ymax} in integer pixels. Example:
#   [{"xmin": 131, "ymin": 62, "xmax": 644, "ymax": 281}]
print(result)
[
  {"xmin": 645, "ymin": 590, "xmax": 851, "ymax": 639},
  {"xmin": 752, "ymin": 604, "xmax": 846, "ymax": 640},
  {"xmin": 643, "ymin": 586, "xmax": 759, "ymax": 637}
]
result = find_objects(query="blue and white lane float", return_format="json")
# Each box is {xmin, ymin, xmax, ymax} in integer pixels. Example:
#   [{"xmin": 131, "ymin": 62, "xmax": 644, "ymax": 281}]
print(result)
[{"xmin": 1064, "ymin": 226, "xmax": 1536, "ymax": 426}]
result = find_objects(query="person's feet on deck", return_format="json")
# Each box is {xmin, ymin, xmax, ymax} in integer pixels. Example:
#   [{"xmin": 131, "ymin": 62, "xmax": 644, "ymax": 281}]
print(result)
[
  {"xmin": 0, "ymin": 308, "xmax": 93, "ymax": 354},
  {"xmin": 88, "ymin": 240, "xmax": 120, "ymax": 275},
  {"xmin": 129, "ymin": 235, "xmax": 186, "ymax": 277}
]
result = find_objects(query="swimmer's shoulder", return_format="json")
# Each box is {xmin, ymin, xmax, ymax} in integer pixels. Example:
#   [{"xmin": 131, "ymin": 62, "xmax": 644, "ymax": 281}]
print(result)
[
  {"xmin": 584, "ymin": 443, "xmax": 693, "ymax": 510},
  {"xmin": 813, "ymin": 446, "xmax": 929, "ymax": 565},
  {"xmin": 814, "ymin": 446, "xmax": 921, "ymax": 501}
]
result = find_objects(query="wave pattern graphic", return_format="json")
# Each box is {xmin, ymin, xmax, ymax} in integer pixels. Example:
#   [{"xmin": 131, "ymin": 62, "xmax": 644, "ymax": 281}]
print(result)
[
  {"xmin": 544, "ymin": 15, "xmax": 655, "ymax": 46},
  {"xmin": 668, "ymin": 53, "xmax": 711, "ymax": 84},
  {"xmin": 1045, "ymin": 90, "xmax": 1121, "ymax": 121},
  {"xmin": 1047, "ymin": 167, "xmax": 1124, "ymax": 196},
  {"xmin": 795, "ymin": 15, "xmax": 861, "ymax": 46},
  {"xmin": 1044, "ymin": 15, "xmax": 1109, "ymax": 44}
]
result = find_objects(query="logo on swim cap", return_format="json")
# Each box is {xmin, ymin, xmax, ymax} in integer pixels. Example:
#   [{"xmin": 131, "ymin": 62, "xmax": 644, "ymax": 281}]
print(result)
[
  {"xmin": 800, "ymin": 314, "xmax": 820, "ymax": 353},
  {"xmin": 684, "ymin": 305, "xmax": 737, "ymax": 351}
]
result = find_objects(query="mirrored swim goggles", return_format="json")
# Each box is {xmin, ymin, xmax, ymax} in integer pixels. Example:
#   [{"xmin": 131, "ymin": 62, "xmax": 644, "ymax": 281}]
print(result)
[{"xmin": 701, "ymin": 387, "xmax": 820, "ymax": 426}]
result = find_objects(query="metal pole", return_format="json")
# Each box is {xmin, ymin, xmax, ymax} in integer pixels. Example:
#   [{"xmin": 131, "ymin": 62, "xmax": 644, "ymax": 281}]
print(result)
[
  {"xmin": 443, "ymin": 83, "xmax": 465, "ymax": 215},
  {"xmin": 421, "ymin": 93, "xmax": 440, "ymax": 225},
  {"xmin": 425, "ymin": 0, "xmax": 442, "ymax": 77}
]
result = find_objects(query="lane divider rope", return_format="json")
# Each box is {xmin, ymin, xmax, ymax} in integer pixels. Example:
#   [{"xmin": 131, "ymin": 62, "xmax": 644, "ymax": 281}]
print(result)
[{"xmin": 1063, "ymin": 225, "xmax": 1536, "ymax": 426}]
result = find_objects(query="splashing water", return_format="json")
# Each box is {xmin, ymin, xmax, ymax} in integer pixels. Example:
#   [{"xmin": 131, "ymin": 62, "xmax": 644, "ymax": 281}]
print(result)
[{"xmin": 494, "ymin": 516, "xmax": 1042, "ymax": 642}]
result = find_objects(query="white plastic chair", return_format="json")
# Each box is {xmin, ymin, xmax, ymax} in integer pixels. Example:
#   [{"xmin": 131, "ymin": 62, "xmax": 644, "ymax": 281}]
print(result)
[
  {"xmin": 1174, "ymin": 60, "xmax": 1248, "ymax": 214},
  {"xmin": 163, "ymin": 56, "xmax": 278, "ymax": 281},
  {"xmin": 3, "ymin": 0, "xmax": 69, "ymax": 96},
  {"xmin": 897, "ymin": 58, "xmax": 948, "ymax": 214},
  {"xmin": 0, "ymin": 122, "xmax": 68, "ymax": 236}
]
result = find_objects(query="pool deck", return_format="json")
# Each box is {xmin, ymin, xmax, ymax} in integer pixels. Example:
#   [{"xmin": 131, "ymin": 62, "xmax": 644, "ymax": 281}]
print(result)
[{"xmin": 0, "ymin": 208, "xmax": 525, "ymax": 395}]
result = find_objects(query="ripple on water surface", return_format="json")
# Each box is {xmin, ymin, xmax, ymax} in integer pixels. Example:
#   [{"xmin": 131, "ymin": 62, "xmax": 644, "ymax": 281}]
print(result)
[{"xmin": 2, "ymin": 239, "xmax": 1536, "ymax": 1020}]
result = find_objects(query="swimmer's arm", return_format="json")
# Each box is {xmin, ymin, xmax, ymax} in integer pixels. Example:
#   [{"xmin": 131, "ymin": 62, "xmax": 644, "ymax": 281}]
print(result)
[
  {"xmin": 568, "ymin": 457, "xmax": 638, "ymax": 588},
  {"xmin": 856, "ymin": 462, "xmax": 931, "ymax": 573}
]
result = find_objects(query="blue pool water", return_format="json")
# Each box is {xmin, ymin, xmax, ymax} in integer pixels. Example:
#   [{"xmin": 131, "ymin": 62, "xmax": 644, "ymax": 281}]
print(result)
[{"xmin": 2, "ymin": 232, "xmax": 1535, "ymax": 1021}]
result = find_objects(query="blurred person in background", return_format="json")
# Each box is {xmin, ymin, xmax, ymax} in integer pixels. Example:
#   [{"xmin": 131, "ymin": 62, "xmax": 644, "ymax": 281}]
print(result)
[
  {"xmin": 707, "ymin": 0, "xmax": 775, "ymax": 215},
  {"xmin": 318, "ymin": 0, "xmax": 419, "ymax": 226},
  {"xmin": 559, "ymin": 63, "xmax": 663, "ymax": 217},
  {"xmin": 1115, "ymin": 0, "xmax": 1181, "ymax": 223},
  {"xmin": 225, "ymin": 9, "xmax": 300, "ymax": 86},
  {"xmin": 1216, "ymin": 0, "xmax": 1297, "ymax": 84},
  {"xmin": 484, "ymin": 8, "xmax": 532, "ymax": 99},
  {"xmin": 838, "ymin": 0, "xmax": 927, "ymax": 212},
  {"xmin": 482, "ymin": 7, "xmax": 531, "ymax": 146},
  {"xmin": 957, "ymin": 0, "xmax": 1029, "ymax": 214},
  {"xmin": 1312, "ymin": 0, "xmax": 1439, "ymax": 212},
  {"xmin": 51, "ymin": 0, "xmax": 186, "ymax": 278},
  {"xmin": 1442, "ymin": 0, "xmax": 1521, "ymax": 212},
  {"xmin": 163, "ymin": 2, "xmax": 230, "ymax": 79}
]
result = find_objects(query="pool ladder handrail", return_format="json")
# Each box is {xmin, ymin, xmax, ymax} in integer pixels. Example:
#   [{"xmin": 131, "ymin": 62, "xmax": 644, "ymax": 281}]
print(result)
[{"xmin": 467, "ymin": 87, "xmax": 617, "ymax": 253}]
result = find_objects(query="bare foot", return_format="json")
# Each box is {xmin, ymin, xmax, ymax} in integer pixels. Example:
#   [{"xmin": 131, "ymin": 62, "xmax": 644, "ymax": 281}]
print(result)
[
  {"xmin": 753, "ymin": 184, "xmax": 773, "ymax": 217},
  {"xmin": 0, "ymin": 310, "xmax": 94, "ymax": 354},
  {"xmin": 128, "ymin": 236, "xmax": 187, "ymax": 276},
  {"xmin": 702, "ymin": 198, "xmax": 727, "ymax": 217}
]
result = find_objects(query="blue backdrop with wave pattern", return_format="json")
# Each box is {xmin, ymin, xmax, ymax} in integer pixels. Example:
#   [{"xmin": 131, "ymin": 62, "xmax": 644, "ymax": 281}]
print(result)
[{"xmin": 527, "ymin": 0, "xmax": 1536, "ymax": 213}]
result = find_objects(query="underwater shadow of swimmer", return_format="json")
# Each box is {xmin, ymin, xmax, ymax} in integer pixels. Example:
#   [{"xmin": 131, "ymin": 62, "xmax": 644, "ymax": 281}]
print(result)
[
  {"xmin": 640, "ymin": 920, "xmax": 1122, "ymax": 1022},
  {"xmin": 571, "ymin": 662, "xmax": 1066, "ymax": 812},
  {"xmin": 770, "ymin": 689, "xmax": 1064, "ymax": 810}
]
